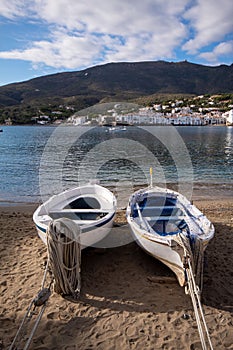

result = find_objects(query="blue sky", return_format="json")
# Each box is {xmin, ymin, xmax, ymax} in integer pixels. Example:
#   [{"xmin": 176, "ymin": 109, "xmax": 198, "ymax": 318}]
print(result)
[{"xmin": 0, "ymin": 0, "xmax": 232, "ymax": 87}]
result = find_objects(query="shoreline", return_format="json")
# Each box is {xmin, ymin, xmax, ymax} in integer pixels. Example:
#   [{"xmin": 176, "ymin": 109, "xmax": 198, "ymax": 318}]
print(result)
[
  {"xmin": 0, "ymin": 195, "xmax": 232, "ymax": 207},
  {"xmin": 0, "ymin": 181, "xmax": 232, "ymax": 208},
  {"xmin": 1, "ymin": 198, "xmax": 233, "ymax": 349}
]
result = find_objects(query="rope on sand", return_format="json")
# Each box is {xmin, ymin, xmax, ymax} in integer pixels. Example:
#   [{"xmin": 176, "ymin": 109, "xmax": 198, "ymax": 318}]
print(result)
[
  {"xmin": 185, "ymin": 256, "xmax": 214, "ymax": 350},
  {"xmin": 9, "ymin": 260, "xmax": 53, "ymax": 350},
  {"xmin": 174, "ymin": 233, "xmax": 213, "ymax": 349},
  {"xmin": 9, "ymin": 218, "xmax": 81, "ymax": 350}
]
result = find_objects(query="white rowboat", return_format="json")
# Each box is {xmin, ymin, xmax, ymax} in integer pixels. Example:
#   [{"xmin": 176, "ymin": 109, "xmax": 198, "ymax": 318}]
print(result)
[
  {"xmin": 33, "ymin": 184, "xmax": 117, "ymax": 249},
  {"xmin": 126, "ymin": 186, "xmax": 214, "ymax": 288}
]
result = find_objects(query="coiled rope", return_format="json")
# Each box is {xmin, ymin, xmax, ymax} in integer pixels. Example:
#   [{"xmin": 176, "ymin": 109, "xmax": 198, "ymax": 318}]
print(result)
[
  {"xmin": 47, "ymin": 218, "xmax": 81, "ymax": 299},
  {"xmin": 9, "ymin": 218, "xmax": 81, "ymax": 349}
]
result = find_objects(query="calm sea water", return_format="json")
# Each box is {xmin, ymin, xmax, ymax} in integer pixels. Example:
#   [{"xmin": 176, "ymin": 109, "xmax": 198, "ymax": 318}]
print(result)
[{"xmin": 0, "ymin": 125, "xmax": 232, "ymax": 204}]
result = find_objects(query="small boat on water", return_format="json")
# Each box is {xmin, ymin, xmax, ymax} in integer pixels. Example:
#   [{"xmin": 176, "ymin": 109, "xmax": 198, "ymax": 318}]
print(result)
[
  {"xmin": 126, "ymin": 185, "xmax": 214, "ymax": 288},
  {"xmin": 33, "ymin": 184, "xmax": 117, "ymax": 248},
  {"xmin": 105, "ymin": 126, "xmax": 127, "ymax": 132}
]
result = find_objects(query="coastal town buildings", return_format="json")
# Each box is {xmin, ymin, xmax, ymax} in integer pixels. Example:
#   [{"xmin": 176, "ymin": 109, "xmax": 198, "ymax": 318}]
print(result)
[
  {"xmin": 68, "ymin": 107, "xmax": 227, "ymax": 126},
  {"xmin": 223, "ymin": 109, "xmax": 233, "ymax": 126}
]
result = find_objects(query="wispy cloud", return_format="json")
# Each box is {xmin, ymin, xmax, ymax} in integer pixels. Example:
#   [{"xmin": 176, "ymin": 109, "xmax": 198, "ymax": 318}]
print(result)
[
  {"xmin": 0, "ymin": 0, "xmax": 28, "ymax": 19},
  {"xmin": 182, "ymin": 0, "xmax": 233, "ymax": 54},
  {"xmin": 0, "ymin": 0, "xmax": 232, "ymax": 72},
  {"xmin": 199, "ymin": 41, "xmax": 233, "ymax": 64},
  {"xmin": 1, "ymin": 31, "xmax": 109, "ymax": 69}
]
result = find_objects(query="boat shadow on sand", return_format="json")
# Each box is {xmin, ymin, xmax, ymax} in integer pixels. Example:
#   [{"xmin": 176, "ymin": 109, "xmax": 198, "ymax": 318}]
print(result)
[
  {"xmin": 78, "ymin": 221, "xmax": 233, "ymax": 314},
  {"xmin": 80, "ymin": 241, "xmax": 189, "ymax": 314},
  {"xmin": 202, "ymin": 222, "xmax": 233, "ymax": 311}
]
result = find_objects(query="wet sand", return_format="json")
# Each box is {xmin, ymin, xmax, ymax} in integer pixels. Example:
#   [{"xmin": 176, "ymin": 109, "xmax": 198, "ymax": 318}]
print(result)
[{"xmin": 1, "ymin": 198, "xmax": 233, "ymax": 349}]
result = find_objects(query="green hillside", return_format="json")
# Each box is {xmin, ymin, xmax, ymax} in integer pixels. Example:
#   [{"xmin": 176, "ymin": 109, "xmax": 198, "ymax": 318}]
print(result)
[{"xmin": 0, "ymin": 60, "xmax": 232, "ymax": 123}]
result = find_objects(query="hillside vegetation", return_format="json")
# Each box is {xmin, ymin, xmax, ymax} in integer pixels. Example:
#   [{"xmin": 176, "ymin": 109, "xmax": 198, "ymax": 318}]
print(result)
[{"xmin": 0, "ymin": 60, "xmax": 232, "ymax": 124}]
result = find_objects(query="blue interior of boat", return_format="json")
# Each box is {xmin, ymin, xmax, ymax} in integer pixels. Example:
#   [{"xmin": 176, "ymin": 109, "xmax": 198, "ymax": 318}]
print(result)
[
  {"xmin": 149, "ymin": 218, "xmax": 187, "ymax": 236},
  {"xmin": 138, "ymin": 195, "xmax": 177, "ymax": 208},
  {"xmin": 133, "ymin": 195, "xmax": 188, "ymax": 236}
]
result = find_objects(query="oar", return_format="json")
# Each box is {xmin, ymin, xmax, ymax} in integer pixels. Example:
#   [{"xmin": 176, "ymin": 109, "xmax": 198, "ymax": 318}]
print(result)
[{"xmin": 136, "ymin": 203, "xmax": 151, "ymax": 232}]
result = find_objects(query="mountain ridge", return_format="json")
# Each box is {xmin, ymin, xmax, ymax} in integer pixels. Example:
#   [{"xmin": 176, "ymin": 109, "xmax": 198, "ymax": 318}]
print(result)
[{"xmin": 0, "ymin": 60, "xmax": 233, "ymax": 109}]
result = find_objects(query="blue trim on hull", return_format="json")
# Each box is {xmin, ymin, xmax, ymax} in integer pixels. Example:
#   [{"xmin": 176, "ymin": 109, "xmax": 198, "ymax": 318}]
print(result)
[
  {"xmin": 36, "ymin": 211, "xmax": 115, "ymax": 235},
  {"xmin": 36, "ymin": 223, "xmax": 46, "ymax": 234}
]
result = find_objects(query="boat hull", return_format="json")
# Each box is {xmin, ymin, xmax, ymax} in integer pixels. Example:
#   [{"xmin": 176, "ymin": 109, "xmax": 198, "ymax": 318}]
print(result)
[
  {"xmin": 128, "ymin": 219, "xmax": 186, "ymax": 286},
  {"xmin": 34, "ymin": 211, "xmax": 115, "ymax": 248},
  {"xmin": 33, "ymin": 184, "xmax": 117, "ymax": 249},
  {"xmin": 126, "ymin": 186, "xmax": 214, "ymax": 287}
]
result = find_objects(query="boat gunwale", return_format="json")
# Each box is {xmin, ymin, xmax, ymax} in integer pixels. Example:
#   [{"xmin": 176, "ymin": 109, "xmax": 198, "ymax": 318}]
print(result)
[
  {"xmin": 33, "ymin": 184, "xmax": 117, "ymax": 244},
  {"xmin": 35, "ymin": 210, "xmax": 116, "ymax": 235},
  {"xmin": 127, "ymin": 185, "xmax": 214, "ymax": 240}
]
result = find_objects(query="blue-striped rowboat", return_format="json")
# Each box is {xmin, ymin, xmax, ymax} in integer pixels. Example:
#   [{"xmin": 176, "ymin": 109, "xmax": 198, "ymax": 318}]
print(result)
[{"xmin": 33, "ymin": 184, "xmax": 117, "ymax": 249}]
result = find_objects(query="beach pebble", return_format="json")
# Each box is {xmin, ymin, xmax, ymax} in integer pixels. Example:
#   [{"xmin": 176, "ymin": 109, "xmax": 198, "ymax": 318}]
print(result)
[{"xmin": 182, "ymin": 313, "xmax": 190, "ymax": 320}]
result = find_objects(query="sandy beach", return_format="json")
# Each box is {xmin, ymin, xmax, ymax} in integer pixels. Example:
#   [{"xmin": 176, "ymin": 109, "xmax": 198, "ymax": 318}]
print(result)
[{"xmin": 1, "ymin": 198, "xmax": 233, "ymax": 350}]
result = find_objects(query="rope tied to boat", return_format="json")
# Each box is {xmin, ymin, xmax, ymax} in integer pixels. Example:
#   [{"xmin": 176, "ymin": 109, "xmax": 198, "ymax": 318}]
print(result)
[
  {"xmin": 185, "ymin": 255, "xmax": 214, "ymax": 350},
  {"xmin": 177, "ymin": 233, "xmax": 214, "ymax": 350},
  {"xmin": 9, "ymin": 260, "xmax": 54, "ymax": 350},
  {"xmin": 9, "ymin": 218, "xmax": 82, "ymax": 350},
  {"xmin": 47, "ymin": 218, "xmax": 81, "ymax": 299}
]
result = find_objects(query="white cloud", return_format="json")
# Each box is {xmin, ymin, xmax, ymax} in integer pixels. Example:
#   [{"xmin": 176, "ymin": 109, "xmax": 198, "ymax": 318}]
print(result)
[
  {"xmin": 0, "ymin": 0, "xmax": 232, "ymax": 71},
  {"xmin": 199, "ymin": 41, "xmax": 233, "ymax": 64},
  {"xmin": 183, "ymin": 0, "xmax": 233, "ymax": 54},
  {"xmin": 0, "ymin": 0, "xmax": 28, "ymax": 18},
  {"xmin": 0, "ymin": 32, "xmax": 106, "ymax": 68},
  {"xmin": 0, "ymin": 0, "xmax": 190, "ymax": 69},
  {"xmin": 33, "ymin": 0, "xmax": 188, "ymax": 34}
]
